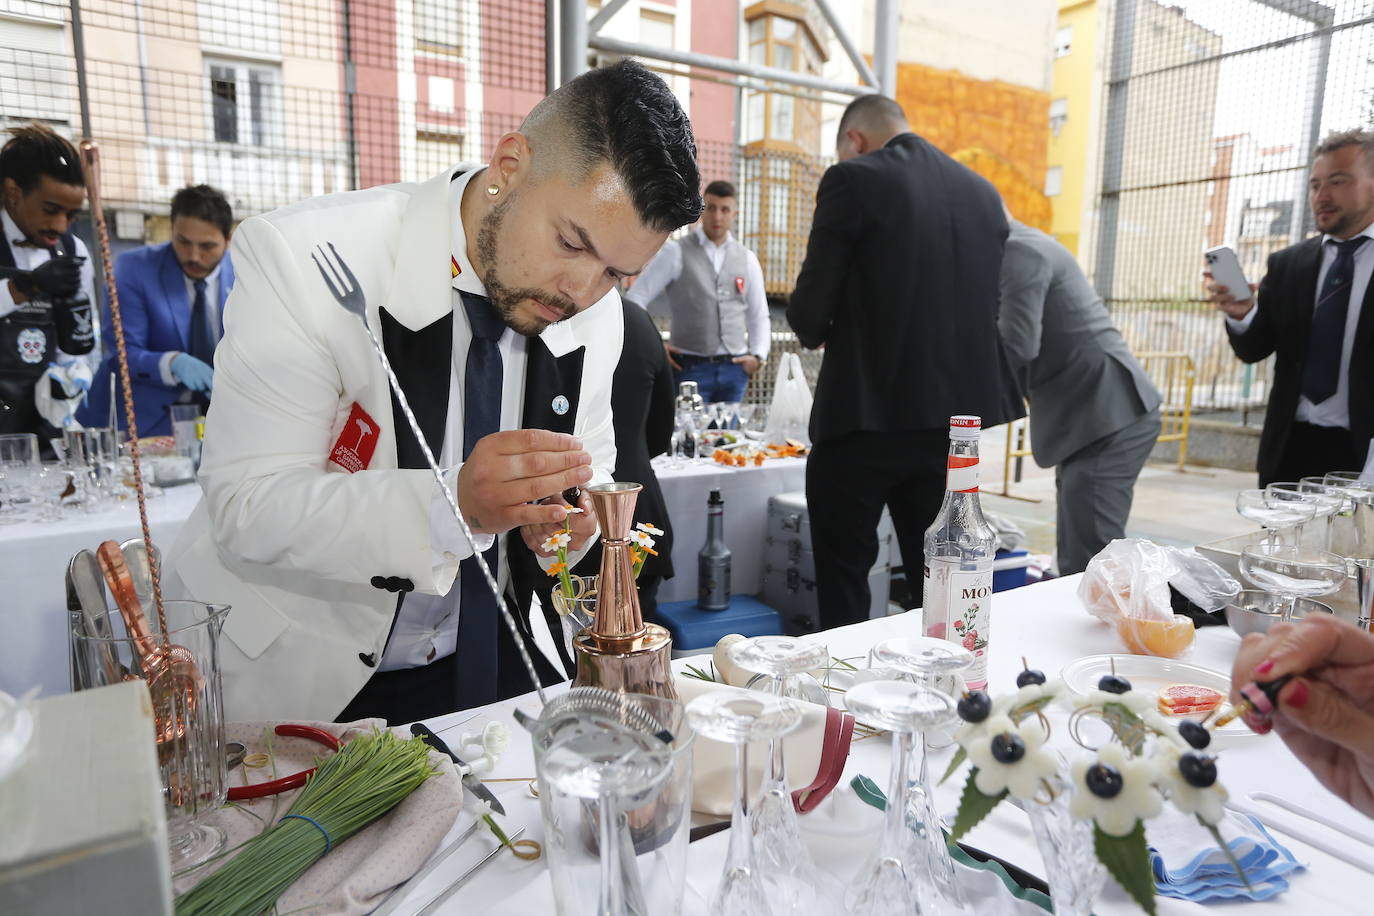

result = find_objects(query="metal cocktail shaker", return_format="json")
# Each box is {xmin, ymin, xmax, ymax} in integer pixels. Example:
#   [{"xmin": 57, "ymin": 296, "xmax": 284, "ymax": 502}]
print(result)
[{"xmin": 571, "ymin": 482, "xmax": 678, "ymax": 699}]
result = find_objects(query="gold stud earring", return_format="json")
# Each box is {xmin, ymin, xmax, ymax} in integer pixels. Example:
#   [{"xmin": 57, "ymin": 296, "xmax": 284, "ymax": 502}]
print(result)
[{"xmin": 486, "ymin": 184, "xmax": 500, "ymax": 197}]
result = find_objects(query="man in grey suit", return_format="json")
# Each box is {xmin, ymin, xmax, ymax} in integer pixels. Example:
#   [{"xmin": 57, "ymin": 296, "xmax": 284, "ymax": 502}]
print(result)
[{"xmin": 998, "ymin": 218, "xmax": 1162, "ymax": 575}]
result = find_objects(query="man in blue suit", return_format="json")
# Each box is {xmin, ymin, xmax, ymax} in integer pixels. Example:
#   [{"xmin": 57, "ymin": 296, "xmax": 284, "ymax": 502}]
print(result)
[{"xmin": 81, "ymin": 185, "xmax": 234, "ymax": 435}]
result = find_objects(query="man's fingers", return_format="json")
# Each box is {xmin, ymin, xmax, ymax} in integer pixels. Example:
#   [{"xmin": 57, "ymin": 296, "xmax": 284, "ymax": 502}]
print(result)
[
  {"xmin": 506, "ymin": 448, "xmax": 591, "ymax": 481},
  {"xmin": 481, "ymin": 428, "xmax": 583, "ymax": 455},
  {"xmin": 511, "ymin": 466, "xmax": 593, "ymax": 505},
  {"xmin": 505, "ymin": 501, "xmax": 576, "ymax": 529}
]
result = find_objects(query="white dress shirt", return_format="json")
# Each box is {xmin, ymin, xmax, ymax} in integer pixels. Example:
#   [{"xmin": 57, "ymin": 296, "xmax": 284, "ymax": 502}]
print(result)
[
  {"xmin": 1226, "ymin": 219, "xmax": 1374, "ymax": 429},
  {"xmin": 628, "ymin": 226, "xmax": 770, "ymax": 359},
  {"xmin": 0, "ymin": 208, "xmax": 99, "ymax": 372},
  {"xmin": 157, "ymin": 261, "xmax": 224, "ymax": 388},
  {"xmin": 381, "ymin": 167, "xmax": 525, "ymax": 670}
]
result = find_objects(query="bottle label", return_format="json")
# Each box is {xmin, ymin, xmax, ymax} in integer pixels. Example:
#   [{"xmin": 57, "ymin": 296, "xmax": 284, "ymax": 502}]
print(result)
[
  {"xmin": 945, "ymin": 456, "xmax": 979, "ymax": 493},
  {"xmin": 922, "ymin": 564, "xmax": 993, "ymax": 688}
]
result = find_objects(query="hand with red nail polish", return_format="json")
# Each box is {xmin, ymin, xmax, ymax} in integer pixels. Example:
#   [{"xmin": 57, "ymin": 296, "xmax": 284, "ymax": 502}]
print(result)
[{"xmin": 1230, "ymin": 614, "xmax": 1374, "ymax": 817}]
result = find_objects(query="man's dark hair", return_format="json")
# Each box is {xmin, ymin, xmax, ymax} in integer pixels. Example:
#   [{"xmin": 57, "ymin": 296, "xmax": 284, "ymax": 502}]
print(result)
[
  {"xmin": 703, "ymin": 180, "xmax": 736, "ymax": 199},
  {"xmin": 1315, "ymin": 128, "xmax": 1374, "ymax": 171},
  {"xmin": 837, "ymin": 94, "xmax": 908, "ymax": 139},
  {"xmin": 171, "ymin": 184, "xmax": 234, "ymax": 238},
  {"xmin": 0, "ymin": 122, "xmax": 84, "ymax": 193},
  {"xmin": 522, "ymin": 59, "xmax": 702, "ymax": 232}
]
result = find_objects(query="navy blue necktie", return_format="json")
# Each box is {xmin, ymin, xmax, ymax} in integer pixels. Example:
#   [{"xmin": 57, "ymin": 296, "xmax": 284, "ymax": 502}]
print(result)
[
  {"xmin": 1302, "ymin": 237, "xmax": 1370, "ymax": 405},
  {"xmin": 188, "ymin": 278, "xmax": 214, "ymax": 407},
  {"xmin": 455, "ymin": 292, "xmax": 505, "ymax": 707}
]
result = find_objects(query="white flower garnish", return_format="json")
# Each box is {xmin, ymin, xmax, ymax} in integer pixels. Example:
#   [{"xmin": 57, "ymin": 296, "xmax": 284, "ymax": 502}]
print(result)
[
  {"xmin": 636, "ymin": 522, "xmax": 664, "ymax": 536},
  {"xmin": 540, "ymin": 531, "xmax": 572, "ymax": 552},
  {"xmin": 965, "ymin": 714, "xmax": 1059, "ymax": 800},
  {"xmin": 1069, "ymin": 743, "xmax": 1162, "ymax": 837},
  {"xmin": 1155, "ymin": 743, "xmax": 1227, "ymax": 825},
  {"xmin": 630, "ymin": 529, "xmax": 657, "ymax": 549}
]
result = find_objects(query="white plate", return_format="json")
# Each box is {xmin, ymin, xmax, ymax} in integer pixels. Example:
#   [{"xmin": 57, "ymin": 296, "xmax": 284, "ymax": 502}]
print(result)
[{"xmin": 1060, "ymin": 654, "xmax": 1254, "ymax": 738}]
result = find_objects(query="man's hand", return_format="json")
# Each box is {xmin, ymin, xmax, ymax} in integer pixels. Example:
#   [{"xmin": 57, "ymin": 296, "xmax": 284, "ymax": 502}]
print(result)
[
  {"xmin": 732, "ymin": 354, "xmax": 761, "ymax": 377},
  {"xmin": 1202, "ymin": 269, "xmax": 1259, "ymax": 321},
  {"xmin": 13, "ymin": 255, "xmax": 84, "ymax": 301},
  {"xmin": 664, "ymin": 342, "xmax": 682, "ymax": 371},
  {"xmin": 171, "ymin": 353, "xmax": 215, "ymax": 392},
  {"xmin": 520, "ymin": 488, "xmax": 598, "ymax": 556},
  {"xmin": 457, "ymin": 429, "xmax": 593, "ymax": 535}
]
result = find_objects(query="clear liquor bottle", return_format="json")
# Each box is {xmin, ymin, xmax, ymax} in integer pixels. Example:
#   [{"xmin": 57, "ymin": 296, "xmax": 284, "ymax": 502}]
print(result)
[
  {"xmin": 922, "ymin": 415, "xmax": 997, "ymax": 689},
  {"xmin": 673, "ymin": 381, "xmax": 705, "ymax": 459}
]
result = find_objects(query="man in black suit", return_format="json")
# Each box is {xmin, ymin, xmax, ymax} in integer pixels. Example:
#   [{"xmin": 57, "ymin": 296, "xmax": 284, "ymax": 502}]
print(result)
[
  {"xmin": 787, "ymin": 95, "xmax": 1022, "ymax": 630},
  {"xmin": 1208, "ymin": 129, "xmax": 1374, "ymax": 486},
  {"xmin": 574, "ymin": 300, "xmax": 676, "ymax": 618}
]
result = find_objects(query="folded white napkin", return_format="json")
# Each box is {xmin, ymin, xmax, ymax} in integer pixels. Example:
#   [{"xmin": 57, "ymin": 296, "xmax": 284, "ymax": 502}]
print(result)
[{"xmin": 1147, "ymin": 807, "xmax": 1303, "ymax": 902}]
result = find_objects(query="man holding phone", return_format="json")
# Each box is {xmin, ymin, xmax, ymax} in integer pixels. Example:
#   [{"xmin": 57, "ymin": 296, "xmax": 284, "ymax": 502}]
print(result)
[{"xmin": 1206, "ymin": 129, "xmax": 1374, "ymax": 485}]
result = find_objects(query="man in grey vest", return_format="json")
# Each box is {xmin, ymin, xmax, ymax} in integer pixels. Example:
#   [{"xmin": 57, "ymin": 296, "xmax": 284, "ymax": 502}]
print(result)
[
  {"xmin": 624, "ymin": 180, "xmax": 769, "ymax": 402},
  {"xmin": 998, "ymin": 217, "xmax": 1162, "ymax": 575}
]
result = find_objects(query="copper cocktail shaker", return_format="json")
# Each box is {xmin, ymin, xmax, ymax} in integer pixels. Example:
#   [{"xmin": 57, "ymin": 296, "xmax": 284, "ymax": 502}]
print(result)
[{"xmin": 571, "ymin": 482, "xmax": 678, "ymax": 699}]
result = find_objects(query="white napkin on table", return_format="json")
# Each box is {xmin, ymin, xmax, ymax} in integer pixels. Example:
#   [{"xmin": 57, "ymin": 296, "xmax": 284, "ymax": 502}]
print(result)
[{"xmin": 1147, "ymin": 807, "xmax": 1303, "ymax": 902}]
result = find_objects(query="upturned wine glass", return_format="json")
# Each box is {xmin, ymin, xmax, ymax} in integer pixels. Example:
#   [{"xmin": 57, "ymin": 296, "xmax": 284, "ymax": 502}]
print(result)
[
  {"xmin": 727, "ymin": 636, "xmax": 838, "ymax": 911},
  {"xmin": 844, "ymin": 680, "xmax": 957, "ymax": 916},
  {"xmin": 1239, "ymin": 543, "xmax": 1348, "ymax": 621},
  {"xmin": 867, "ymin": 637, "xmax": 973, "ymax": 911},
  {"xmin": 685, "ymin": 691, "xmax": 803, "ymax": 916}
]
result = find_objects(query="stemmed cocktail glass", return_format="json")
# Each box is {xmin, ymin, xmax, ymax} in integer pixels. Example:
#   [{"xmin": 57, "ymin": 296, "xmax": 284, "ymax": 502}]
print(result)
[
  {"xmin": 844, "ymin": 680, "xmax": 957, "ymax": 916},
  {"xmin": 1239, "ymin": 542, "xmax": 1347, "ymax": 622},
  {"xmin": 727, "ymin": 636, "xmax": 839, "ymax": 912},
  {"xmin": 685, "ymin": 691, "xmax": 803, "ymax": 916}
]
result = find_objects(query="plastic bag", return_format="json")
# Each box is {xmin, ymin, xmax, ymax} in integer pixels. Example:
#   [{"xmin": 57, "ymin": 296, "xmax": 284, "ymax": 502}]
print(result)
[
  {"xmin": 1077, "ymin": 538, "xmax": 1200, "ymax": 657},
  {"xmin": 763, "ymin": 351, "xmax": 813, "ymax": 447}
]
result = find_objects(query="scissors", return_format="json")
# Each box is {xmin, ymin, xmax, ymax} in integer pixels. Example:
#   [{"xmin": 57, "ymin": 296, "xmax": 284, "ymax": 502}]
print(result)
[{"xmin": 226, "ymin": 724, "xmax": 342, "ymax": 800}]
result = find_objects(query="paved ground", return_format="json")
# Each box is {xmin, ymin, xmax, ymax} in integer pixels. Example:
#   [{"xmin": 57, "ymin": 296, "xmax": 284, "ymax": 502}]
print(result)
[{"xmin": 977, "ymin": 422, "xmax": 1258, "ymax": 564}]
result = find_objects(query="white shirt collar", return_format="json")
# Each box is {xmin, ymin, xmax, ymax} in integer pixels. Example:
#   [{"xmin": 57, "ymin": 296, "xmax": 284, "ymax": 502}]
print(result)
[
  {"xmin": 693, "ymin": 225, "xmax": 734, "ymax": 250},
  {"xmin": 449, "ymin": 168, "xmax": 490, "ymax": 298},
  {"xmin": 3, "ymin": 208, "xmax": 32, "ymax": 247},
  {"xmin": 1322, "ymin": 218, "xmax": 1374, "ymax": 246}
]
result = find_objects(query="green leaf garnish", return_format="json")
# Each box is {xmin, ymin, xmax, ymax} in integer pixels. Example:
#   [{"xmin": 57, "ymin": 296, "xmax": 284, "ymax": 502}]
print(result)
[
  {"xmin": 950, "ymin": 767, "xmax": 1008, "ymax": 840},
  {"xmin": 683, "ymin": 663, "xmax": 717, "ymax": 682},
  {"xmin": 1201, "ymin": 816, "xmax": 1253, "ymax": 890},
  {"xmin": 1007, "ymin": 694, "xmax": 1056, "ymax": 725},
  {"xmin": 1094, "ymin": 820, "xmax": 1156, "ymax": 916},
  {"xmin": 939, "ymin": 745, "xmax": 968, "ymax": 785},
  {"xmin": 1101, "ymin": 702, "xmax": 1148, "ymax": 755}
]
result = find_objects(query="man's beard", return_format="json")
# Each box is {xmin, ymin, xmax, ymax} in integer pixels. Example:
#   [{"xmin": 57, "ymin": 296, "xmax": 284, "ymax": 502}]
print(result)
[{"xmin": 475, "ymin": 194, "xmax": 578, "ymax": 337}]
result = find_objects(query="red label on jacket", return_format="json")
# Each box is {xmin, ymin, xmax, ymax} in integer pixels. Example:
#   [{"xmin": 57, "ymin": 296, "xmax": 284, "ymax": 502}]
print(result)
[
  {"xmin": 329, "ymin": 402, "xmax": 379, "ymax": 473},
  {"xmin": 735, "ymin": 276, "xmax": 745, "ymax": 294}
]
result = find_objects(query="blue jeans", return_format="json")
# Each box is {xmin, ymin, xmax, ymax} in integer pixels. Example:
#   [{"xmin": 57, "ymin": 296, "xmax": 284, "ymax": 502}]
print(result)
[{"xmin": 674, "ymin": 357, "xmax": 748, "ymax": 403}]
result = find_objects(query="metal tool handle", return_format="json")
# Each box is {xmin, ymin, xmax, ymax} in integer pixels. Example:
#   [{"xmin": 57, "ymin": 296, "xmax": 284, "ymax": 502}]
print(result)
[{"xmin": 416, "ymin": 827, "xmax": 525, "ymax": 915}]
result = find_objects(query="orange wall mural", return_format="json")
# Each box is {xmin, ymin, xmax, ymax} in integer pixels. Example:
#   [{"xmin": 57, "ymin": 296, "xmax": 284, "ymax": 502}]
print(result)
[{"xmin": 896, "ymin": 61, "xmax": 1052, "ymax": 232}]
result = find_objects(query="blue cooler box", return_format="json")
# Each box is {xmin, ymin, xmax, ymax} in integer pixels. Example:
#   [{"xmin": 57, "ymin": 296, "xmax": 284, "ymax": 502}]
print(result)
[
  {"xmin": 656, "ymin": 595, "xmax": 783, "ymax": 655},
  {"xmin": 993, "ymin": 549, "xmax": 1030, "ymax": 592}
]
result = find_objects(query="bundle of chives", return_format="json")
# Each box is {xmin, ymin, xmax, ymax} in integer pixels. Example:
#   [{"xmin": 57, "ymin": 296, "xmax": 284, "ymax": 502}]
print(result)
[{"xmin": 175, "ymin": 730, "xmax": 438, "ymax": 916}]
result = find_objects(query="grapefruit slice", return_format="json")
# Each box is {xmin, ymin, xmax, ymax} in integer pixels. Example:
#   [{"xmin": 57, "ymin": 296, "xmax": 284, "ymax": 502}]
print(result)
[{"xmin": 1157, "ymin": 683, "xmax": 1223, "ymax": 717}]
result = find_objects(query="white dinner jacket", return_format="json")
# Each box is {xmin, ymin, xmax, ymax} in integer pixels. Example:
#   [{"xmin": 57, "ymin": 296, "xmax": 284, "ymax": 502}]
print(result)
[{"xmin": 168, "ymin": 168, "xmax": 621, "ymax": 722}]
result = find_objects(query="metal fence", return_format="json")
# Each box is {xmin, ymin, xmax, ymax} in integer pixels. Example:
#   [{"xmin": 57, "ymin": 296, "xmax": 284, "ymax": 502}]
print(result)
[{"xmin": 1092, "ymin": 0, "xmax": 1374, "ymax": 423}]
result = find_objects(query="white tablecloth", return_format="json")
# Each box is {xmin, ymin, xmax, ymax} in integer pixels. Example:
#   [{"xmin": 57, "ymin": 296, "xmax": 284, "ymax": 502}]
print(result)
[
  {"xmin": 0, "ymin": 484, "xmax": 202, "ymax": 699},
  {"xmin": 654, "ymin": 456, "xmax": 807, "ymax": 603},
  {"xmin": 385, "ymin": 574, "xmax": 1374, "ymax": 914}
]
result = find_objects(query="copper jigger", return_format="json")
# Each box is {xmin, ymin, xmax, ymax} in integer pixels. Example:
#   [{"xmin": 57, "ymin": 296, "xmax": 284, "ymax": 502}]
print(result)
[{"xmin": 571, "ymin": 482, "xmax": 678, "ymax": 700}]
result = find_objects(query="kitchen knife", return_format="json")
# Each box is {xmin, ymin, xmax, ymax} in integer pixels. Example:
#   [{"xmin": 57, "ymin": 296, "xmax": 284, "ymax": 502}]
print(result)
[{"xmin": 411, "ymin": 722, "xmax": 506, "ymax": 816}]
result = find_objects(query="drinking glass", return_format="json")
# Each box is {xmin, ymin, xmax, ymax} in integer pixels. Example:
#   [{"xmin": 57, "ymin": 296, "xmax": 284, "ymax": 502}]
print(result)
[
  {"xmin": 727, "ymin": 637, "xmax": 839, "ymax": 911},
  {"xmin": 1265, "ymin": 482, "xmax": 1329, "ymax": 550},
  {"xmin": 1239, "ymin": 543, "xmax": 1348, "ymax": 621},
  {"xmin": 867, "ymin": 637, "xmax": 973, "ymax": 912},
  {"xmin": 0, "ymin": 433, "xmax": 40, "ymax": 518},
  {"xmin": 71, "ymin": 600, "xmax": 231, "ymax": 868},
  {"xmin": 742, "ymin": 404, "xmax": 768, "ymax": 442},
  {"xmin": 844, "ymin": 680, "xmax": 957, "ymax": 916},
  {"xmin": 1235, "ymin": 488, "xmax": 1315, "ymax": 545},
  {"xmin": 685, "ymin": 691, "xmax": 803, "ymax": 916},
  {"xmin": 1324, "ymin": 473, "xmax": 1374, "ymax": 556},
  {"xmin": 533, "ymin": 690, "xmax": 694, "ymax": 916},
  {"xmin": 1298, "ymin": 477, "xmax": 1353, "ymax": 553}
]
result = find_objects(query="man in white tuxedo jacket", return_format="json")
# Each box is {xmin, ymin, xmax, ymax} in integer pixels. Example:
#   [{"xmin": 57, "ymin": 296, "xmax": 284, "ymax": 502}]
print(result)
[{"xmin": 169, "ymin": 61, "xmax": 703, "ymax": 723}]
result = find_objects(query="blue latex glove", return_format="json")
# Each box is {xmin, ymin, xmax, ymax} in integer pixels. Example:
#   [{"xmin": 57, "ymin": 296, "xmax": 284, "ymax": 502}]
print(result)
[{"xmin": 171, "ymin": 353, "xmax": 214, "ymax": 393}]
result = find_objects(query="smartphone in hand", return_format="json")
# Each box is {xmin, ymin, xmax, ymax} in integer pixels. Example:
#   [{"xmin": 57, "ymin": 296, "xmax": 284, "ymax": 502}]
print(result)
[{"xmin": 1205, "ymin": 246, "xmax": 1252, "ymax": 301}]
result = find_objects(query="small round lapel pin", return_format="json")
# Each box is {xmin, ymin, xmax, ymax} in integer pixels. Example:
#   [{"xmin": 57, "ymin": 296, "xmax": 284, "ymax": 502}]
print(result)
[{"xmin": 551, "ymin": 394, "xmax": 570, "ymax": 416}]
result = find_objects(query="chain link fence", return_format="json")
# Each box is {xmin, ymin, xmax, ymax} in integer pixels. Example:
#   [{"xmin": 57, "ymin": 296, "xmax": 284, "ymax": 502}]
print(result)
[{"xmin": 1092, "ymin": 0, "xmax": 1374, "ymax": 424}]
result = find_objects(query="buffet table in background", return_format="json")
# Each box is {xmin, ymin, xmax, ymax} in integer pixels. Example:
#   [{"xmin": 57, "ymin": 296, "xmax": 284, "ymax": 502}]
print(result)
[{"xmin": 1, "ymin": 458, "xmax": 807, "ymax": 699}]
